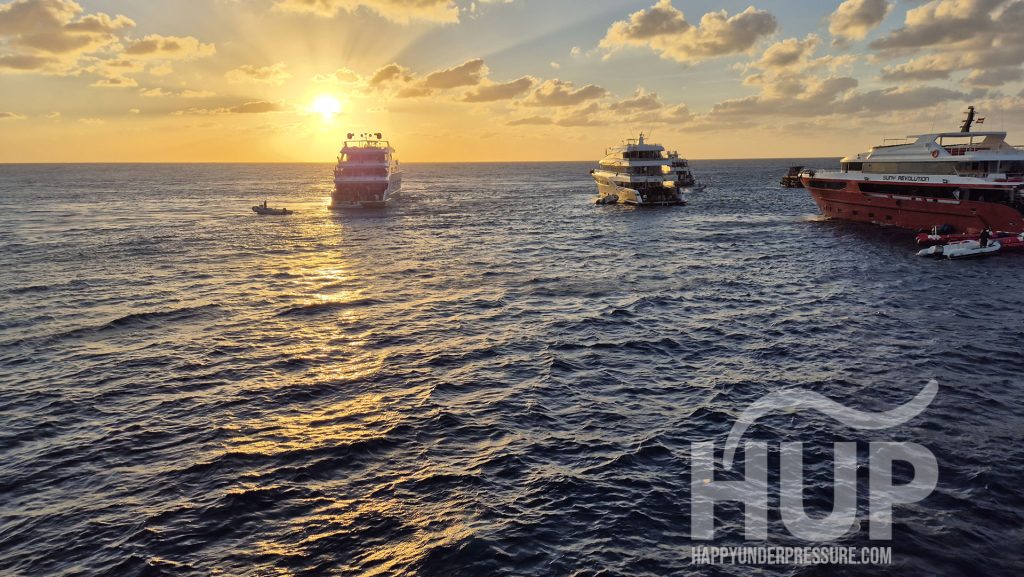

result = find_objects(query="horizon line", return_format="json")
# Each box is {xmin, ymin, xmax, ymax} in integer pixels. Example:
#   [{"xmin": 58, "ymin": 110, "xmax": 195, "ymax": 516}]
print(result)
[{"xmin": 0, "ymin": 157, "xmax": 842, "ymax": 165}]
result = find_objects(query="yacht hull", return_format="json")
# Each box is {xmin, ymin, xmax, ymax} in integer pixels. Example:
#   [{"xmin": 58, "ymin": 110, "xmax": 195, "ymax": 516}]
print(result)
[
  {"xmin": 331, "ymin": 172, "xmax": 402, "ymax": 209},
  {"xmin": 804, "ymin": 179, "xmax": 1024, "ymax": 233}
]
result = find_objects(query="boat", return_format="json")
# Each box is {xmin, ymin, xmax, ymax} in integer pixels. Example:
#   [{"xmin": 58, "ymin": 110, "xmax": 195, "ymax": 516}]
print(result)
[
  {"xmin": 331, "ymin": 132, "xmax": 402, "ymax": 209},
  {"xmin": 802, "ymin": 106, "xmax": 1024, "ymax": 233},
  {"xmin": 916, "ymin": 239, "xmax": 1001, "ymax": 259},
  {"xmin": 252, "ymin": 201, "xmax": 292, "ymax": 215},
  {"xmin": 591, "ymin": 133, "xmax": 699, "ymax": 206},
  {"xmin": 915, "ymin": 230, "xmax": 1024, "ymax": 251},
  {"xmin": 780, "ymin": 166, "xmax": 804, "ymax": 188}
]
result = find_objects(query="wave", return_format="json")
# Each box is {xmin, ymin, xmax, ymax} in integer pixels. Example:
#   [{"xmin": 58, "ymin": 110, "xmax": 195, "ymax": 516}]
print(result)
[{"xmin": 276, "ymin": 297, "xmax": 383, "ymax": 316}]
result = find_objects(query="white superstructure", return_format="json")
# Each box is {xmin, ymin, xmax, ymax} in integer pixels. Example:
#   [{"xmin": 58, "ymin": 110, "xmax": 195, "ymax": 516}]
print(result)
[
  {"xmin": 592, "ymin": 133, "xmax": 696, "ymax": 206},
  {"xmin": 331, "ymin": 132, "xmax": 402, "ymax": 209}
]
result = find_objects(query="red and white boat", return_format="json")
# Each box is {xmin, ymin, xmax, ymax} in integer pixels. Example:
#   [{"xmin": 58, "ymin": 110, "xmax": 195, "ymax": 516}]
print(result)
[
  {"xmin": 802, "ymin": 107, "xmax": 1024, "ymax": 233},
  {"xmin": 331, "ymin": 132, "xmax": 402, "ymax": 209},
  {"xmin": 915, "ymin": 230, "xmax": 1024, "ymax": 250}
]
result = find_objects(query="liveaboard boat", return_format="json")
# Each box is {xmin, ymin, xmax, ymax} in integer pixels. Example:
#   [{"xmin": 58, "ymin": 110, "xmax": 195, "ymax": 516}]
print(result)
[
  {"xmin": 801, "ymin": 106, "xmax": 1024, "ymax": 233},
  {"xmin": 331, "ymin": 132, "xmax": 402, "ymax": 209},
  {"xmin": 592, "ymin": 133, "xmax": 701, "ymax": 206}
]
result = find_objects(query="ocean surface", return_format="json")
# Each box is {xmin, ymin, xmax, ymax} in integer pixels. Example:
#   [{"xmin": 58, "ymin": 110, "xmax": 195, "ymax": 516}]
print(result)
[{"xmin": 1, "ymin": 161, "xmax": 1023, "ymax": 577}]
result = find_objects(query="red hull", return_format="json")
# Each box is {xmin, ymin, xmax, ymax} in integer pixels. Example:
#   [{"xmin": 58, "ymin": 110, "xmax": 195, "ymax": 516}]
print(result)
[{"xmin": 803, "ymin": 179, "xmax": 1024, "ymax": 234}]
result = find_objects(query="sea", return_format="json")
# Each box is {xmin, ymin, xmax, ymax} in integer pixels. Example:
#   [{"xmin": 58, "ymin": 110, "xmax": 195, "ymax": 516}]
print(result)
[{"xmin": 1, "ymin": 161, "xmax": 1022, "ymax": 577}]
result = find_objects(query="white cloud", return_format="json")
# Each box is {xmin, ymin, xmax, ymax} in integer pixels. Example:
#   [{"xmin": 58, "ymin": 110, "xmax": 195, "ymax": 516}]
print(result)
[
  {"xmin": 829, "ymin": 0, "xmax": 892, "ymax": 42},
  {"xmin": 600, "ymin": 1, "xmax": 777, "ymax": 64},
  {"xmin": 521, "ymin": 79, "xmax": 608, "ymax": 107}
]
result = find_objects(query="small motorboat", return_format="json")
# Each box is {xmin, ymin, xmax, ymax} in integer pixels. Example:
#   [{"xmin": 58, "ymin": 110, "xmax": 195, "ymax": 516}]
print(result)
[
  {"xmin": 252, "ymin": 201, "xmax": 292, "ymax": 215},
  {"xmin": 916, "ymin": 240, "xmax": 1001, "ymax": 259}
]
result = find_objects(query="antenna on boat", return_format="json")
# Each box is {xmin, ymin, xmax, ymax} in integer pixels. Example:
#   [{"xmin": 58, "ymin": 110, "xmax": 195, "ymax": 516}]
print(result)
[{"xmin": 960, "ymin": 105, "xmax": 976, "ymax": 133}]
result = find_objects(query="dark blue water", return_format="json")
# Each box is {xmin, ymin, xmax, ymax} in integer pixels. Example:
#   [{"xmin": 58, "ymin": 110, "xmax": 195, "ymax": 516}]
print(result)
[{"xmin": 1, "ymin": 161, "xmax": 1022, "ymax": 576}]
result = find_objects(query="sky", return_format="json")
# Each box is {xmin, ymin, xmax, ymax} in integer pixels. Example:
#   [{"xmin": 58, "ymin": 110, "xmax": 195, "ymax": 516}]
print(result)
[{"xmin": 1, "ymin": 0, "xmax": 1023, "ymax": 162}]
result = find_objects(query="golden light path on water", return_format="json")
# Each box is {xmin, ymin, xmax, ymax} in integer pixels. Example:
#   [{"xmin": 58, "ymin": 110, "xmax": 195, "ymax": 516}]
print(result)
[{"xmin": 3, "ymin": 162, "xmax": 1023, "ymax": 576}]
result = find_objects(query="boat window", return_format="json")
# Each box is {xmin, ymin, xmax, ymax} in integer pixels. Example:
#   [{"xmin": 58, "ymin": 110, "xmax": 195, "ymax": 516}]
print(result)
[
  {"xmin": 847, "ymin": 162, "xmax": 863, "ymax": 171},
  {"xmin": 997, "ymin": 160, "xmax": 1024, "ymax": 177},
  {"xmin": 808, "ymin": 180, "xmax": 846, "ymax": 190},
  {"xmin": 862, "ymin": 162, "xmax": 955, "ymax": 175},
  {"xmin": 857, "ymin": 182, "xmax": 975, "ymax": 199}
]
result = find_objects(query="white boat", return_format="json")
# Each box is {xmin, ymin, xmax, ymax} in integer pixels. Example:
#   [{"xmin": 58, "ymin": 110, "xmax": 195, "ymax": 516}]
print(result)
[
  {"xmin": 331, "ymin": 132, "xmax": 402, "ymax": 209},
  {"xmin": 916, "ymin": 239, "xmax": 1001, "ymax": 259},
  {"xmin": 592, "ymin": 133, "xmax": 699, "ymax": 206}
]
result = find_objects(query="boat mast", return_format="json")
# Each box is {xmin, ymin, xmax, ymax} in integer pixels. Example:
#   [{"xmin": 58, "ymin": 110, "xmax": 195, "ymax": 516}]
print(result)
[{"xmin": 960, "ymin": 106, "xmax": 976, "ymax": 133}]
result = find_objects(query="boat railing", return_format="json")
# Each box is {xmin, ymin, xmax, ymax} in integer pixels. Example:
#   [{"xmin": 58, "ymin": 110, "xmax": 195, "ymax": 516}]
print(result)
[{"xmin": 343, "ymin": 139, "xmax": 390, "ymax": 149}]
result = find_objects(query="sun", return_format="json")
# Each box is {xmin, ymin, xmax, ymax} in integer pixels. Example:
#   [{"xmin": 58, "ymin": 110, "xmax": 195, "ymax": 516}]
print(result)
[{"xmin": 311, "ymin": 94, "xmax": 342, "ymax": 121}]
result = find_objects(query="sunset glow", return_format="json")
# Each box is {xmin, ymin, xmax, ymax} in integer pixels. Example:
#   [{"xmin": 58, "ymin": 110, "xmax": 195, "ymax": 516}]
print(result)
[
  {"xmin": 0, "ymin": 0, "xmax": 1023, "ymax": 162},
  {"xmin": 311, "ymin": 95, "xmax": 343, "ymax": 122}
]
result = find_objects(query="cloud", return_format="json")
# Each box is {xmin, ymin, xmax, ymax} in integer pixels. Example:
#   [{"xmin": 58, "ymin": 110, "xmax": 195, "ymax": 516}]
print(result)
[
  {"xmin": 607, "ymin": 88, "xmax": 663, "ymax": 113},
  {"xmin": 506, "ymin": 115, "xmax": 552, "ymax": 126},
  {"xmin": 312, "ymin": 67, "xmax": 362, "ymax": 84},
  {"xmin": 122, "ymin": 34, "xmax": 215, "ymax": 60},
  {"xmin": 462, "ymin": 76, "xmax": 535, "ymax": 102},
  {"xmin": 867, "ymin": 0, "xmax": 1024, "ymax": 92},
  {"xmin": 368, "ymin": 58, "xmax": 515, "ymax": 100},
  {"xmin": 226, "ymin": 63, "xmax": 292, "ymax": 85},
  {"xmin": 230, "ymin": 101, "xmax": 288, "ymax": 113},
  {"xmin": 0, "ymin": 111, "xmax": 25, "ymax": 120},
  {"xmin": 964, "ymin": 67, "xmax": 1023, "ymax": 87},
  {"xmin": 552, "ymin": 102, "xmax": 605, "ymax": 126},
  {"xmin": 0, "ymin": 53, "xmax": 58, "ymax": 70},
  {"xmin": 869, "ymin": 0, "xmax": 1003, "ymax": 52},
  {"xmin": 91, "ymin": 75, "xmax": 137, "ymax": 87},
  {"xmin": 834, "ymin": 85, "xmax": 980, "ymax": 114},
  {"xmin": 149, "ymin": 62, "xmax": 173, "ymax": 76},
  {"xmin": 709, "ymin": 75, "xmax": 860, "ymax": 118},
  {"xmin": 0, "ymin": 0, "xmax": 214, "ymax": 90},
  {"xmin": 175, "ymin": 100, "xmax": 290, "ymax": 115},
  {"xmin": 0, "ymin": 0, "xmax": 133, "ymax": 56},
  {"xmin": 368, "ymin": 62, "xmax": 411, "ymax": 86},
  {"xmin": 828, "ymin": 0, "xmax": 892, "ymax": 42},
  {"xmin": 271, "ymin": 0, "xmax": 459, "ymax": 23},
  {"xmin": 521, "ymin": 79, "xmax": 608, "ymax": 107},
  {"xmin": 0, "ymin": 0, "xmax": 133, "ymax": 73},
  {"xmin": 750, "ymin": 34, "xmax": 821, "ymax": 71},
  {"xmin": 600, "ymin": 1, "xmax": 777, "ymax": 64},
  {"xmin": 140, "ymin": 87, "xmax": 168, "ymax": 96},
  {"xmin": 879, "ymin": 45, "xmax": 1024, "ymax": 83},
  {"xmin": 395, "ymin": 85, "xmax": 433, "ymax": 98},
  {"xmin": 422, "ymin": 58, "xmax": 487, "ymax": 88},
  {"xmin": 181, "ymin": 89, "xmax": 216, "ymax": 98}
]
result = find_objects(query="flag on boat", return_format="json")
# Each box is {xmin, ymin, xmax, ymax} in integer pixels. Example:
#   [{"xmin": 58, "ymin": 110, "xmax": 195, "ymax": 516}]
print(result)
[{"xmin": 977, "ymin": 117, "xmax": 985, "ymax": 124}]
